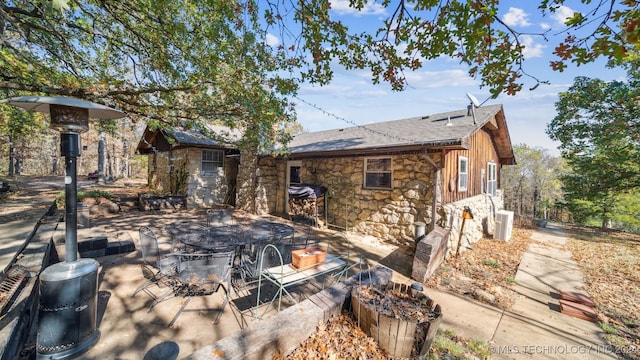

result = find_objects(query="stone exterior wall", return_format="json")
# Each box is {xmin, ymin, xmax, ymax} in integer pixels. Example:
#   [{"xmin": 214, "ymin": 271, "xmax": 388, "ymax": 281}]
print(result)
[
  {"xmin": 255, "ymin": 156, "xmax": 285, "ymax": 214},
  {"xmin": 252, "ymin": 153, "xmax": 440, "ymax": 249},
  {"xmin": 439, "ymin": 190, "xmax": 504, "ymax": 257},
  {"xmin": 149, "ymin": 148, "xmax": 188, "ymax": 193},
  {"xmin": 148, "ymin": 148, "xmax": 231, "ymax": 208},
  {"xmin": 185, "ymin": 148, "xmax": 229, "ymax": 208},
  {"xmin": 247, "ymin": 152, "xmax": 504, "ymax": 253}
]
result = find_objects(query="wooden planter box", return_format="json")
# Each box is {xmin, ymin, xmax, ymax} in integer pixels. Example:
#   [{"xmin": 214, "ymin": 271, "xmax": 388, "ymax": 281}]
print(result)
[
  {"xmin": 351, "ymin": 281, "xmax": 442, "ymax": 358},
  {"xmin": 291, "ymin": 247, "xmax": 326, "ymax": 269}
]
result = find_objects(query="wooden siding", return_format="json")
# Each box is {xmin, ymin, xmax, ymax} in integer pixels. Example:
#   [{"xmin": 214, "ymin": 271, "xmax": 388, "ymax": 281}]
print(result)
[{"xmin": 442, "ymin": 128, "xmax": 500, "ymax": 204}]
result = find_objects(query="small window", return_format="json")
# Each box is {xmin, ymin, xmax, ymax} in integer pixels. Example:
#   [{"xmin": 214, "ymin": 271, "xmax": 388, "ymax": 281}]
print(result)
[
  {"xmin": 290, "ymin": 166, "xmax": 301, "ymax": 184},
  {"xmin": 458, "ymin": 156, "xmax": 468, "ymax": 192},
  {"xmin": 487, "ymin": 162, "xmax": 497, "ymax": 196},
  {"xmin": 364, "ymin": 157, "xmax": 392, "ymax": 189},
  {"xmin": 201, "ymin": 149, "xmax": 223, "ymax": 175}
]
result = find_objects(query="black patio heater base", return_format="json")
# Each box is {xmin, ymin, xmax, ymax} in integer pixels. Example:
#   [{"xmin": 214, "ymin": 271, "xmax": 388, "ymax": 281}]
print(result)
[{"xmin": 36, "ymin": 259, "xmax": 100, "ymax": 360}]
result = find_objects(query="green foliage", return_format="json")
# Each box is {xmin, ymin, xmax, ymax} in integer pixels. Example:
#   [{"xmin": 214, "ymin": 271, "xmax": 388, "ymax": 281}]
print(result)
[
  {"xmin": 482, "ymin": 259, "xmax": 502, "ymax": 269},
  {"xmin": 79, "ymin": 190, "xmax": 113, "ymax": 199},
  {"xmin": 1, "ymin": 0, "xmax": 298, "ymax": 155},
  {"xmin": 613, "ymin": 190, "xmax": 640, "ymax": 232},
  {"xmin": 55, "ymin": 189, "xmax": 113, "ymax": 207},
  {"xmin": 169, "ymin": 161, "xmax": 189, "ymax": 195},
  {"xmin": 599, "ymin": 322, "xmax": 619, "ymax": 335},
  {"xmin": 501, "ymin": 144, "xmax": 565, "ymax": 219},
  {"xmin": 429, "ymin": 328, "xmax": 490, "ymax": 360},
  {"xmin": 568, "ymin": 190, "xmax": 640, "ymax": 232},
  {"xmin": 547, "ymin": 67, "xmax": 640, "ymax": 229},
  {"xmin": 0, "ymin": 1, "xmax": 636, "ymax": 133},
  {"xmin": 274, "ymin": 0, "xmax": 637, "ymax": 96}
]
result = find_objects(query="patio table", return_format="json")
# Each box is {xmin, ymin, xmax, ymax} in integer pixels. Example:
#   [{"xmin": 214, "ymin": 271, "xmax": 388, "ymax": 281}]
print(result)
[
  {"xmin": 177, "ymin": 221, "xmax": 295, "ymax": 251},
  {"xmin": 179, "ymin": 226, "xmax": 242, "ymax": 251},
  {"xmin": 255, "ymin": 248, "xmax": 347, "ymax": 318}
]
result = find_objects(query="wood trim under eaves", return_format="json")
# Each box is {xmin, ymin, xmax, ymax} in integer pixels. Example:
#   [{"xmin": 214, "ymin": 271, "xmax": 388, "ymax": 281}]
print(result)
[{"xmin": 286, "ymin": 142, "xmax": 469, "ymax": 160}]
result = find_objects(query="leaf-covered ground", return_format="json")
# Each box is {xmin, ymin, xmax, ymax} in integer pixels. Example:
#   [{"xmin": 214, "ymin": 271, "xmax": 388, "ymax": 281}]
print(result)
[
  {"xmin": 424, "ymin": 227, "xmax": 533, "ymax": 309},
  {"xmin": 277, "ymin": 228, "xmax": 537, "ymax": 360},
  {"xmin": 279, "ymin": 224, "xmax": 640, "ymax": 359},
  {"xmin": 276, "ymin": 314, "xmax": 490, "ymax": 360},
  {"xmin": 565, "ymin": 225, "xmax": 640, "ymax": 360}
]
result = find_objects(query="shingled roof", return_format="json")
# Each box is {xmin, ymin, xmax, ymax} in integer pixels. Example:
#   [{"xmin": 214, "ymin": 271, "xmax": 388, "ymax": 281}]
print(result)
[
  {"xmin": 287, "ymin": 104, "xmax": 514, "ymax": 164},
  {"xmin": 137, "ymin": 104, "xmax": 515, "ymax": 164},
  {"xmin": 136, "ymin": 124, "xmax": 242, "ymax": 154}
]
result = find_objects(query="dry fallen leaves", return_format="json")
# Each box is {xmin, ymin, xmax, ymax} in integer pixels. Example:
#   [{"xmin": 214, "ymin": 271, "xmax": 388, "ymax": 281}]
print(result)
[
  {"xmin": 274, "ymin": 314, "xmax": 390, "ymax": 360},
  {"xmin": 425, "ymin": 227, "xmax": 533, "ymax": 309},
  {"xmin": 565, "ymin": 224, "xmax": 640, "ymax": 360}
]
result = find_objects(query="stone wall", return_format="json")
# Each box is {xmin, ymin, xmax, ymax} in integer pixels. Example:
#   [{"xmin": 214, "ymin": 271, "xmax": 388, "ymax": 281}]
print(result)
[
  {"xmin": 248, "ymin": 152, "xmax": 503, "ymax": 254},
  {"xmin": 250, "ymin": 153, "xmax": 439, "ymax": 248},
  {"xmin": 438, "ymin": 190, "xmax": 504, "ymax": 257},
  {"xmin": 185, "ymin": 148, "xmax": 229, "ymax": 208},
  {"xmin": 148, "ymin": 148, "xmax": 232, "ymax": 208},
  {"xmin": 254, "ymin": 156, "xmax": 284, "ymax": 214},
  {"xmin": 149, "ymin": 148, "xmax": 188, "ymax": 193}
]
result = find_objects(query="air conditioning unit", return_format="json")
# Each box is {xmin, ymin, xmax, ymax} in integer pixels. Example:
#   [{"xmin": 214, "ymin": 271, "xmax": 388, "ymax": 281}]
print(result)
[{"xmin": 495, "ymin": 210, "xmax": 514, "ymax": 241}]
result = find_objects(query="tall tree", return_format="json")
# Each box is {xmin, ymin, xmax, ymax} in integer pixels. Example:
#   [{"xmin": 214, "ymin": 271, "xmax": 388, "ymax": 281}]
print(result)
[
  {"xmin": 501, "ymin": 144, "xmax": 564, "ymax": 221},
  {"xmin": 547, "ymin": 65, "xmax": 640, "ymax": 228},
  {"xmin": 1, "ymin": 1, "xmax": 637, "ymax": 209},
  {"xmin": 0, "ymin": 101, "xmax": 47, "ymax": 175},
  {"xmin": 1, "ymin": 0, "xmax": 297, "ymax": 150}
]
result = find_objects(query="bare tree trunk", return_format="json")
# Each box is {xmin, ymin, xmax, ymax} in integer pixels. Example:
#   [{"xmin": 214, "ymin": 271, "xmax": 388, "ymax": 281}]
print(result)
[
  {"xmin": 98, "ymin": 132, "xmax": 105, "ymax": 182},
  {"xmin": 121, "ymin": 138, "xmax": 129, "ymax": 179},
  {"xmin": 107, "ymin": 142, "xmax": 114, "ymax": 178},
  {"xmin": 8, "ymin": 134, "xmax": 14, "ymax": 176}
]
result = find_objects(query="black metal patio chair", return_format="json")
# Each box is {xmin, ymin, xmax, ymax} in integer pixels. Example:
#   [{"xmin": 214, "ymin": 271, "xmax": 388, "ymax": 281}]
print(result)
[
  {"xmin": 131, "ymin": 226, "xmax": 179, "ymax": 306},
  {"xmin": 166, "ymin": 250, "xmax": 235, "ymax": 326}
]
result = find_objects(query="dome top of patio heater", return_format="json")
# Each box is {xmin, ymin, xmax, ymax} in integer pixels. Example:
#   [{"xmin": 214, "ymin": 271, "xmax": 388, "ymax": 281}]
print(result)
[{"xmin": 1, "ymin": 96, "xmax": 125, "ymax": 132}]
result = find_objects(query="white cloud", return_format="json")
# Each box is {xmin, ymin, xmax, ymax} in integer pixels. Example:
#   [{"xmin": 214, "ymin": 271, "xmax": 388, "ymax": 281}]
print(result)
[
  {"xmin": 502, "ymin": 7, "xmax": 531, "ymax": 27},
  {"xmin": 540, "ymin": 22, "xmax": 551, "ymax": 31},
  {"xmin": 552, "ymin": 5, "xmax": 575, "ymax": 27},
  {"xmin": 265, "ymin": 33, "xmax": 280, "ymax": 47},
  {"xmin": 520, "ymin": 35, "xmax": 545, "ymax": 59},
  {"xmin": 404, "ymin": 69, "xmax": 477, "ymax": 89},
  {"xmin": 330, "ymin": 0, "xmax": 387, "ymax": 17}
]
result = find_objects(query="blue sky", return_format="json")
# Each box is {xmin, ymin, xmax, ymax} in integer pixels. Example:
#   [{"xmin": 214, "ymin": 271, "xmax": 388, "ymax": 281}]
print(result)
[{"xmin": 266, "ymin": 1, "xmax": 628, "ymax": 154}]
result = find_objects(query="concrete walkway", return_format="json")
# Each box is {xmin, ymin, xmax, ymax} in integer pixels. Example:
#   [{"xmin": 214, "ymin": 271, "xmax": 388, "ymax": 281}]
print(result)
[
  {"xmin": 0, "ymin": 186, "xmax": 55, "ymax": 273},
  {"xmin": 420, "ymin": 223, "xmax": 616, "ymax": 359}
]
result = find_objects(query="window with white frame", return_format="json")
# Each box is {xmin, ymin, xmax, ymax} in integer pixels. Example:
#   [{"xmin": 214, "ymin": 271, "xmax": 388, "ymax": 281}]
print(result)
[
  {"xmin": 487, "ymin": 161, "xmax": 497, "ymax": 196},
  {"xmin": 201, "ymin": 149, "xmax": 223, "ymax": 176},
  {"xmin": 364, "ymin": 157, "xmax": 392, "ymax": 189},
  {"xmin": 458, "ymin": 156, "xmax": 469, "ymax": 192}
]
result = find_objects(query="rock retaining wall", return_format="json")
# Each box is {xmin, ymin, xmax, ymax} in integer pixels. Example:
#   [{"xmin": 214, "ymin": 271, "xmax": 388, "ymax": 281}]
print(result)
[{"xmin": 439, "ymin": 190, "xmax": 504, "ymax": 257}]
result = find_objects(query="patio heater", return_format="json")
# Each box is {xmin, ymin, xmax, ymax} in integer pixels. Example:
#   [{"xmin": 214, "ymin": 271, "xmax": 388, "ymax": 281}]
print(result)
[{"xmin": 1, "ymin": 96, "xmax": 124, "ymax": 360}]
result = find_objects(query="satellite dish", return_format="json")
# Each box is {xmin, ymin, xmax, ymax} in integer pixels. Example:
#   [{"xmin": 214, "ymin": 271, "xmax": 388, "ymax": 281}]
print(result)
[{"xmin": 466, "ymin": 92, "xmax": 480, "ymax": 108}]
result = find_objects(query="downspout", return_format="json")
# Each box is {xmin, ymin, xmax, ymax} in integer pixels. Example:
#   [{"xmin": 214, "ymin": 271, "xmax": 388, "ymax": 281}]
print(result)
[{"xmin": 421, "ymin": 148, "xmax": 441, "ymax": 232}]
